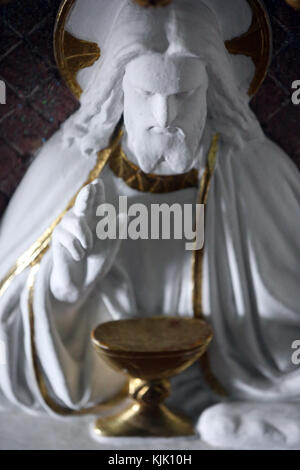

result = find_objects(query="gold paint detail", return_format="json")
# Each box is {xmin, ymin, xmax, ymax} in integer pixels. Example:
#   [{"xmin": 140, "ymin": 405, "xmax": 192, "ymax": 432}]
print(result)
[
  {"xmin": 94, "ymin": 390, "xmax": 194, "ymax": 437},
  {"xmin": 285, "ymin": 0, "xmax": 300, "ymax": 9},
  {"xmin": 130, "ymin": 378, "xmax": 171, "ymax": 405},
  {"xmin": 54, "ymin": 0, "xmax": 271, "ymax": 98},
  {"xmin": 225, "ymin": 0, "xmax": 271, "ymax": 96},
  {"xmin": 0, "ymin": 128, "xmax": 123, "ymax": 298},
  {"xmin": 192, "ymin": 134, "xmax": 219, "ymax": 319},
  {"xmin": 92, "ymin": 316, "xmax": 213, "ymax": 356},
  {"xmin": 92, "ymin": 317, "xmax": 212, "ymax": 437},
  {"xmin": 192, "ymin": 135, "xmax": 227, "ymax": 396},
  {"xmin": 109, "ymin": 144, "xmax": 198, "ymax": 193},
  {"xmin": 0, "ymin": 130, "xmax": 225, "ymax": 414},
  {"xmin": 107, "ymin": 135, "xmax": 227, "ymax": 396},
  {"xmin": 0, "ymin": 127, "xmax": 128, "ymax": 416},
  {"xmin": 54, "ymin": 0, "xmax": 100, "ymax": 99},
  {"xmin": 27, "ymin": 264, "xmax": 128, "ymax": 415}
]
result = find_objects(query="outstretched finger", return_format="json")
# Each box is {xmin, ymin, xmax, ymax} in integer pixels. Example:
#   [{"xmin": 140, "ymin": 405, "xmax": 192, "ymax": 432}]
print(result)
[
  {"xmin": 74, "ymin": 179, "xmax": 105, "ymax": 217},
  {"xmin": 74, "ymin": 184, "xmax": 96, "ymax": 217},
  {"xmin": 91, "ymin": 178, "xmax": 105, "ymax": 204}
]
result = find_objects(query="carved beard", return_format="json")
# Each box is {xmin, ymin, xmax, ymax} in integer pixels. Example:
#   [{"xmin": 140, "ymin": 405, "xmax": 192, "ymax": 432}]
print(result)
[
  {"xmin": 135, "ymin": 130, "xmax": 195, "ymax": 174},
  {"xmin": 127, "ymin": 112, "xmax": 207, "ymax": 175}
]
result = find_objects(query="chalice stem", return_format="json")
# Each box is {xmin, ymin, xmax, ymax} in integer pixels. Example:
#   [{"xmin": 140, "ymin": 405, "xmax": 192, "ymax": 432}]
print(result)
[{"xmin": 94, "ymin": 377, "xmax": 194, "ymax": 437}]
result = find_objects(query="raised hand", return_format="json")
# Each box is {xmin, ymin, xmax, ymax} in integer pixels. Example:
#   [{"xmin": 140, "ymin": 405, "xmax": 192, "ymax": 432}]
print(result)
[{"xmin": 50, "ymin": 179, "xmax": 126, "ymax": 302}]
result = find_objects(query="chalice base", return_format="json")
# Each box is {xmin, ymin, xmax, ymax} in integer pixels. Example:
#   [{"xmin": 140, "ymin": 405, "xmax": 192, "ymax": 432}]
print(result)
[
  {"xmin": 92, "ymin": 317, "xmax": 213, "ymax": 438},
  {"xmin": 94, "ymin": 402, "xmax": 194, "ymax": 438}
]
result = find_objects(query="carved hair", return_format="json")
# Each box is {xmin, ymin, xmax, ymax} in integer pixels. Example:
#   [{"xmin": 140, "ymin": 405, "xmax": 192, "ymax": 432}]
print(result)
[{"xmin": 63, "ymin": 0, "xmax": 263, "ymax": 156}]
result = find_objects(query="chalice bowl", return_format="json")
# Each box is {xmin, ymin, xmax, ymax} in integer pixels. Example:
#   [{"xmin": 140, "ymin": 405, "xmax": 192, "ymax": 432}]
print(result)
[{"xmin": 91, "ymin": 316, "xmax": 212, "ymax": 437}]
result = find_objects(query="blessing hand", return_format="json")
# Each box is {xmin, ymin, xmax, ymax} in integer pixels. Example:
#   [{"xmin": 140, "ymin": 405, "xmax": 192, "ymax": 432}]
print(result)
[{"xmin": 50, "ymin": 179, "xmax": 127, "ymax": 302}]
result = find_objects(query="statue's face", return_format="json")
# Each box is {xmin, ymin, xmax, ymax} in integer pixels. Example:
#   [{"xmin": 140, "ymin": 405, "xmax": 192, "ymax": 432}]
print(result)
[{"xmin": 123, "ymin": 53, "xmax": 208, "ymax": 174}]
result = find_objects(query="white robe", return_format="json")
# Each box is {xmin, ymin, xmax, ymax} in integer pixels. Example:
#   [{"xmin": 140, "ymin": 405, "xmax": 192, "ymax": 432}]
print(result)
[{"xmin": 0, "ymin": 127, "xmax": 299, "ymax": 415}]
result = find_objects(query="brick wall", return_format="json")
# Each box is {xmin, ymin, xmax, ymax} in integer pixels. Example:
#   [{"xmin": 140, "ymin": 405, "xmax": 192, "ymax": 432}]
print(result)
[{"xmin": 0, "ymin": 0, "xmax": 299, "ymax": 216}]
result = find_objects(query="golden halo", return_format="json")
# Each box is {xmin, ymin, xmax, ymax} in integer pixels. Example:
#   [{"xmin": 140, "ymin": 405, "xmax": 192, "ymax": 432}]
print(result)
[{"xmin": 54, "ymin": 0, "xmax": 271, "ymax": 99}]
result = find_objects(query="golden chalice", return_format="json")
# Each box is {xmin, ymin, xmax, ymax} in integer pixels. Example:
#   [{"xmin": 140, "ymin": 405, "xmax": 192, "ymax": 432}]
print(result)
[{"xmin": 91, "ymin": 316, "xmax": 212, "ymax": 437}]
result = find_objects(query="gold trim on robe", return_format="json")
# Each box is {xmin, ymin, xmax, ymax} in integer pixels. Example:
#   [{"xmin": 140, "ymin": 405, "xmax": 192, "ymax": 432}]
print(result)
[
  {"xmin": 0, "ymin": 130, "xmax": 226, "ymax": 414},
  {"xmin": 109, "ymin": 144, "xmax": 199, "ymax": 193}
]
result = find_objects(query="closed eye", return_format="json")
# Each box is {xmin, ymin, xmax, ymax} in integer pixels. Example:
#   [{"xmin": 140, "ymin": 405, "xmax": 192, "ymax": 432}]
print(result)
[{"xmin": 136, "ymin": 88, "xmax": 154, "ymax": 98}]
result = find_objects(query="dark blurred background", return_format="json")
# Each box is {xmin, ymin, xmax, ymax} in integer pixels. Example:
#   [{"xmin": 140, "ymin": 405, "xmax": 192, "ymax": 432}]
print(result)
[{"xmin": 0, "ymin": 0, "xmax": 299, "ymax": 217}]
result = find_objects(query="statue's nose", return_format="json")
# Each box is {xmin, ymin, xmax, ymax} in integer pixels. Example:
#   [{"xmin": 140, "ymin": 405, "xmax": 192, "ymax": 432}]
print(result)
[{"xmin": 151, "ymin": 94, "xmax": 178, "ymax": 128}]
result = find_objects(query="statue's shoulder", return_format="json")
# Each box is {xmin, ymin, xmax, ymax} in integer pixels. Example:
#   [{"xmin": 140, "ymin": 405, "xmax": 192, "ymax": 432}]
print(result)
[
  {"xmin": 231, "ymin": 135, "xmax": 295, "ymax": 168},
  {"xmin": 224, "ymin": 135, "xmax": 300, "ymax": 190},
  {"xmin": 248, "ymin": 136, "xmax": 298, "ymax": 171},
  {"xmin": 1, "ymin": 129, "xmax": 92, "ymax": 225},
  {"xmin": 0, "ymin": 128, "xmax": 96, "ymax": 273},
  {"xmin": 29, "ymin": 129, "xmax": 86, "ymax": 175}
]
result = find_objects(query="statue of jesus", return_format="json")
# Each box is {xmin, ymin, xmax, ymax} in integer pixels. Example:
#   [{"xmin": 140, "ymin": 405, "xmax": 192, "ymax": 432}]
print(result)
[{"xmin": 0, "ymin": 0, "xmax": 300, "ymax": 448}]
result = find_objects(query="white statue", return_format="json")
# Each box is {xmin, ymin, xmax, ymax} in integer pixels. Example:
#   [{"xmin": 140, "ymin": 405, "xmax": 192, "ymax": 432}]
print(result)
[{"xmin": 0, "ymin": 0, "xmax": 300, "ymax": 449}]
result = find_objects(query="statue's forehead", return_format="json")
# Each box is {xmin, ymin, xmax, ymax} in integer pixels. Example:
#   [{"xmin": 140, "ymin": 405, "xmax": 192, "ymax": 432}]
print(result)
[{"xmin": 124, "ymin": 53, "xmax": 207, "ymax": 94}]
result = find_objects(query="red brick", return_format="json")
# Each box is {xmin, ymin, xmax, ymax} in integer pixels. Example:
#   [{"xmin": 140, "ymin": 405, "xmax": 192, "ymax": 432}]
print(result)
[
  {"xmin": 30, "ymin": 77, "xmax": 78, "ymax": 126},
  {"xmin": 0, "ymin": 138, "xmax": 21, "ymax": 180},
  {"xmin": 0, "ymin": 104, "xmax": 56, "ymax": 155},
  {"xmin": 265, "ymin": 102, "xmax": 300, "ymax": 168},
  {"xmin": 0, "ymin": 191, "xmax": 8, "ymax": 216},
  {"xmin": 270, "ymin": 44, "xmax": 300, "ymax": 91},
  {"xmin": 251, "ymin": 73, "xmax": 290, "ymax": 125},
  {"xmin": 0, "ymin": 42, "xmax": 53, "ymax": 98}
]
